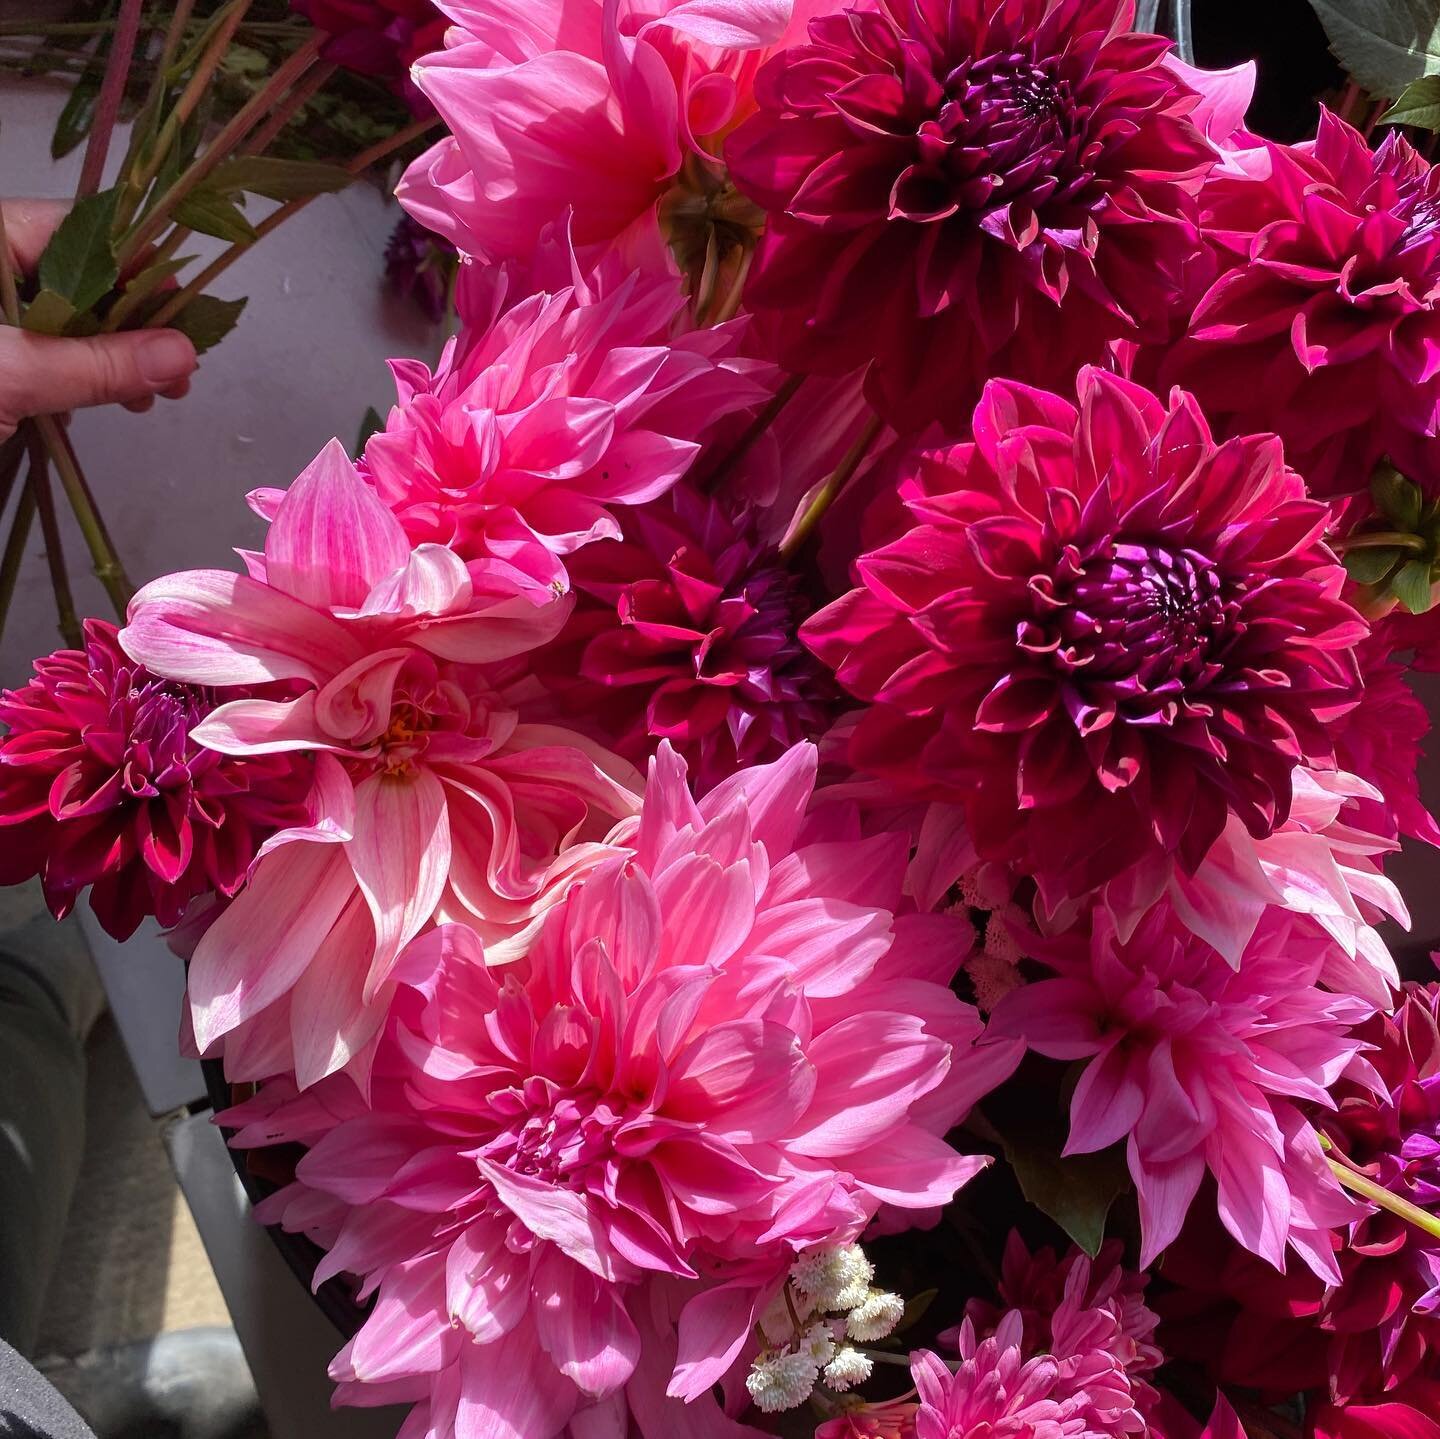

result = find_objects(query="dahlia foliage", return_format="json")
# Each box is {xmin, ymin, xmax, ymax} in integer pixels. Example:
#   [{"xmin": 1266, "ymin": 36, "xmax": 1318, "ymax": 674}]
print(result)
[{"xmin": 8, "ymin": 1, "xmax": 1440, "ymax": 1436}]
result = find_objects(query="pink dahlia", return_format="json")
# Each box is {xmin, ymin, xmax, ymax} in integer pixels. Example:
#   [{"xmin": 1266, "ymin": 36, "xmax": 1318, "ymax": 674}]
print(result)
[
  {"xmin": 1164, "ymin": 111, "xmax": 1440, "ymax": 500},
  {"xmin": 229, "ymin": 742, "xmax": 1017, "ymax": 1437},
  {"xmin": 990, "ymin": 903, "xmax": 1370, "ymax": 1277},
  {"xmin": 725, "ymin": 0, "xmax": 1213, "ymax": 430},
  {"xmin": 121, "ymin": 442, "xmax": 639, "ymax": 1086},
  {"xmin": 398, "ymin": 0, "xmax": 826, "ymax": 262},
  {"xmin": 0, "ymin": 620, "xmax": 307, "ymax": 941},
  {"xmin": 540, "ymin": 486, "xmax": 834, "ymax": 789},
  {"xmin": 949, "ymin": 1234, "xmax": 1163, "ymax": 1436},
  {"xmin": 804, "ymin": 368, "xmax": 1365, "ymax": 908},
  {"xmin": 361, "ymin": 256, "xmax": 769, "ymax": 594}
]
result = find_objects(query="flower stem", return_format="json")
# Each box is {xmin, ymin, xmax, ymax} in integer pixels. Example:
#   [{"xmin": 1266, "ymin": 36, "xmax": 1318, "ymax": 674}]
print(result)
[
  {"xmin": 145, "ymin": 113, "xmax": 441, "ymax": 330},
  {"xmin": 0, "ymin": 472, "xmax": 37, "ymax": 647},
  {"xmin": 697, "ymin": 372, "xmax": 805, "ymax": 491},
  {"xmin": 1324, "ymin": 1147, "xmax": 1440, "ymax": 1243},
  {"xmin": 26, "ymin": 435, "xmax": 80, "ymax": 649},
  {"xmin": 30, "ymin": 415, "xmax": 133, "ymax": 616},
  {"xmin": 242, "ymin": 57, "xmax": 338, "ymax": 155},
  {"xmin": 77, "ymin": 0, "xmax": 146, "ymax": 198},
  {"xmin": 781, "ymin": 412, "xmax": 885, "ymax": 558},
  {"xmin": 1336, "ymin": 530, "xmax": 1429, "ymax": 554},
  {"xmin": 118, "ymin": 27, "xmax": 325, "ymax": 266}
]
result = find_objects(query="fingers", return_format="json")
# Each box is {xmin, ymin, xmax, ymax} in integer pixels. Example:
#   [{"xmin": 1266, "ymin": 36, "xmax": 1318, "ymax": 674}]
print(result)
[
  {"xmin": 2, "ymin": 200, "xmax": 71, "ymax": 274},
  {"xmin": 0, "ymin": 328, "xmax": 197, "ymax": 441}
]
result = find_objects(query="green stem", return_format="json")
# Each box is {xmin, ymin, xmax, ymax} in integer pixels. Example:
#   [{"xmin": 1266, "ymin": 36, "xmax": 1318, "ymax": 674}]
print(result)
[
  {"xmin": 118, "ymin": 27, "xmax": 324, "ymax": 266},
  {"xmin": 30, "ymin": 415, "xmax": 133, "ymax": 616},
  {"xmin": 146, "ymin": 113, "xmax": 441, "ymax": 330},
  {"xmin": 697, "ymin": 372, "xmax": 804, "ymax": 491},
  {"xmin": 0, "ymin": 476, "xmax": 37, "ymax": 646},
  {"xmin": 1324, "ymin": 1147, "xmax": 1440, "ymax": 1243},
  {"xmin": 26, "ymin": 437, "xmax": 80, "ymax": 650},
  {"xmin": 0, "ymin": 435, "xmax": 26, "ymax": 523},
  {"xmin": 781, "ymin": 413, "xmax": 885, "ymax": 559},
  {"xmin": 241, "ymin": 56, "xmax": 337, "ymax": 155},
  {"xmin": 77, "ymin": 0, "xmax": 146, "ymax": 198}
]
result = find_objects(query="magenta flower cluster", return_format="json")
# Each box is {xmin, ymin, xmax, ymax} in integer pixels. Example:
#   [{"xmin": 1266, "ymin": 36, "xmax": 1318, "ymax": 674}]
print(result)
[{"xmin": 5, "ymin": 2, "xmax": 1440, "ymax": 1437}]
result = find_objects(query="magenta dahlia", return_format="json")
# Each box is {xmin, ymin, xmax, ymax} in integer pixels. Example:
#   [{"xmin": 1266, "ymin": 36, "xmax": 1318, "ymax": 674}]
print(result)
[
  {"xmin": 0, "ymin": 620, "xmax": 308, "ymax": 940},
  {"xmin": 726, "ymin": 0, "xmax": 1213, "ymax": 431},
  {"xmin": 542, "ymin": 487, "xmax": 835, "ymax": 790},
  {"xmin": 804, "ymin": 368, "xmax": 1365, "ymax": 904},
  {"xmin": 1165, "ymin": 111, "xmax": 1440, "ymax": 500}
]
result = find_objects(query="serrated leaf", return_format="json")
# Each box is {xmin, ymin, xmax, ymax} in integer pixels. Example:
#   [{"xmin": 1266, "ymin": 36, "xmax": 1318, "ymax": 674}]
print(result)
[
  {"xmin": 105, "ymin": 256, "xmax": 194, "ymax": 331},
  {"xmin": 166, "ymin": 294, "xmax": 248, "ymax": 354},
  {"xmin": 37, "ymin": 186, "xmax": 121, "ymax": 314},
  {"xmin": 51, "ymin": 78, "xmax": 101, "ymax": 160},
  {"xmin": 20, "ymin": 289, "xmax": 77, "ymax": 336},
  {"xmin": 1393, "ymin": 558, "xmax": 1438, "ymax": 613},
  {"xmin": 354, "ymin": 405, "xmax": 385, "ymax": 457},
  {"xmin": 1382, "ymin": 74, "xmax": 1440, "ymax": 128},
  {"xmin": 1309, "ymin": 1, "xmax": 1440, "ymax": 97},
  {"xmin": 1371, "ymin": 464, "xmax": 1424, "ymax": 528},
  {"xmin": 1003, "ymin": 1136, "xmax": 1130, "ymax": 1257},
  {"xmin": 1344, "ymin": 545, "xmax": 1405, "ymax": 585},
  {"xmin": 173, "ymin": 191, "xmax": 258, "ymax": 245},
  {"xmin": 208, "ymin": 155, "xmax": 353, "ymax": 202}
]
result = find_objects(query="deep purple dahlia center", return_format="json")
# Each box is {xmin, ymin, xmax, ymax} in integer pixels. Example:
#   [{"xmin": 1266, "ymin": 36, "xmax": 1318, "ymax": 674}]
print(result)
[{"xmin": 1023, "ymin": 541, "xmax": 1235, "ymax": 687}]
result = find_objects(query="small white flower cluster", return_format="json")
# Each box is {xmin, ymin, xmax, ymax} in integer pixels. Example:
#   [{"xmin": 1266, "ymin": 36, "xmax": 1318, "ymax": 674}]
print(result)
[{"xmin": 745, "ymin": 1243, "xmax": 905, "ymax": 1414}]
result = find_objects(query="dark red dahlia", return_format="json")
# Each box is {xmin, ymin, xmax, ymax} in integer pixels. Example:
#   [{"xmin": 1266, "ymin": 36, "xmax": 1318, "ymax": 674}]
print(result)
[
  {"xmin": 384, "ymin": 213, "xmax": 458, "ymax": 323},
  {"xmin": 0, "ymin": 620, "xmax": 309, "ymax": 940},
  {"xmin": 290, "ymin": 0, "xmax": 444, "ymax": 92},
  {"xmin": 726, "ymin": 0, "xmax": 1213, "ymax": 431},
  {"xmin": 538, "ymin": 489, "xmax": 834, "ymax": 791},
  {"xmin": 1165, "ymin": 111, "xmax": 1440, "ymax": 502},
  {"xmin": 804, "ymin": 368, "xmax": 1365, "ymax": 903}
]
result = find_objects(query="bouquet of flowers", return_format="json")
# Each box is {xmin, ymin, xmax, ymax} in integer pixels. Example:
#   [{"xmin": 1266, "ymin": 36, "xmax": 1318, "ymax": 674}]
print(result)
[{"xmin": 5, "ymin": 2, "xmax": 1440, "ymax": 1437}]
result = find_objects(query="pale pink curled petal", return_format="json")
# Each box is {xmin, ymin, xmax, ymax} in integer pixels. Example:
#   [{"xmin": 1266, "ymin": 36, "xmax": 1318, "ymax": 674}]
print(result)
[
  {"xmin": 667, "ymin": 1278, "xmax": 771, "ymax": 1401},
  {"xmin": 446, "ymin": 1220, "xmax": 528, "ymax": 1342},
  {"xmin": 255, "ymin": 752, "xmax": 356, "ymax": 860},
  {"xmin": 698, "ymin": 739, "xmax": 816, "ymax": 856},
  {"xmin": 289, "ymin": 896, "xmax": 389, "ymax": 1090},
  {"xmin": 121, "ymin": 570, "xmax": 364, "ymax": 686},
  {"xmin": 190, "ymin": 694, "xmax": 333, "ymax": 756},
  {"xmin": 347, "ymin": 769, "xmax": 452, "ymax": 1000},
  {"xmin": 188, "ymin": 842, "xmax": 356, "ymax": 1052},
  {"xmin": 347, "ymin": 543, "xmax": 473, "ymax": 620},
  {"xmin": 532, "ymin": 1248, "xmax": 641, "ymax": 1396},
  {"xmin": 455, "ymin": 1317, "xmax": 579, "ymax": 1439},
  {"xmin": 1134, "ymin": 1151, "xmax": 1206, "ymax": 1270},
  {"xmin": 639, "ymin": 0, "xmax": 792, "ymax": 48},
  {"xmin": 406, "ymin": 591, "xmax": 576, "ymax": 664},
  {"xmin": 330, "ymin": 1256, "xmax": 452, "ymax": 1385},
  {"xmin": 264, "ymin": 439, "xmax": 411, "ymax": 611},
  {"xmin": 844, "ymin": 1126, "xmax": 992, "ymax": 1209}
]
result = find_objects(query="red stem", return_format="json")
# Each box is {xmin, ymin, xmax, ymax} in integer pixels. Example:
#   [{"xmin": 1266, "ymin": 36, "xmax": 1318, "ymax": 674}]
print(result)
[{"xmin": 77, "ymin": 0, "xmax": 147, "ymax": 197}]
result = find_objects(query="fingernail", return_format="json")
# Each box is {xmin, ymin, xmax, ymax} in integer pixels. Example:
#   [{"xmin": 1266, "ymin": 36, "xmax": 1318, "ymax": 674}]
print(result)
[{"xmin": 137, "ymin": 332, "xmax": 196, "ymax": 386}]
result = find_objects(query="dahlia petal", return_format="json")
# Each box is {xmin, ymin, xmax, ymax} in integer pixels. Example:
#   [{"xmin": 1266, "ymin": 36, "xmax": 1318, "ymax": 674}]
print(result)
[
  {"xmin": 289, "ymin": 895, "xmax": 387, "ymax": 1090},
  {"xmin": 188, "ymin": 842, "xmax": 356, "ymax": 1052},
  {"xmin": 331, "ymin": 1256, "xmax": 451, "ymax": 1385},
  {"xmin": 1067, "ymin": 1045, "xmax": 1145, "ymax": 1155},
  {"xmin": 532, "ymin": 1249, "xmax": 640, "ymax": 1397},
  {"xmin": 348, "ymin": 769, "xmax": 451, "ymax": 1000},
  {"xmin": 668, "ymin": 1279, "xmax": 769, "ymax": 1401},
  {"xmin": 122, "ymin": 570, "xmax": 363, "ymax": 687},
  {"xmin": 845, "ymin": 1124, "xmax": 990, "ymax": 1209},
  {"xmin": 477, "ymin": 1157, "xmax": 617, "ymax": 1280},
  {"xmin": 446, "ymin": 1218, "xmax": 527, "ymax": 1341},
  {"xmin": 666, "ymin": 1019, "xmax": 814, "ymax": 1140},
  {"xmin": 191, "ymin": 693, "xmax": 332, "ymax": 756},
  {"xmin": 698, "ymin": 740, "xmax": 815, "ymax": 854},
  {"xmin": 455, "ymin": 1317, "xmax": 578, "ymax": 1439},
  {"xmin": 1133, "ymin": 1148, "xmax": 1205, "ymax": 1268},
  {"xmin": 265, "ymin": 439, "xmax": 411, "ymax": 610},
  {"xmin": 640, "ymin": 0, "xmax": 790, "ymax": 49}
]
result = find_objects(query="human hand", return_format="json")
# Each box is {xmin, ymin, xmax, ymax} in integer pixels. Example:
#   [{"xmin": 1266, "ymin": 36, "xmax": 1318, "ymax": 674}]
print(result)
[{"xmin": 0, "ymin": 199, "xmax": 198, "ymax": 444}]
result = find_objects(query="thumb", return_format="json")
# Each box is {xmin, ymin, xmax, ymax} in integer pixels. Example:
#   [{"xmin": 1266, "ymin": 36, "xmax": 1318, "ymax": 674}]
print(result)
[{"xmin": 0, "ymin": 327, "xmax": 197, "ymax": 439}]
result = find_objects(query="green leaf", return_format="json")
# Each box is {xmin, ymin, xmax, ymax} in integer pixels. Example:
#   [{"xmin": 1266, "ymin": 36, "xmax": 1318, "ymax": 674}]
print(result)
[
  {"xmin": 1344, "ymin": 545, "xmax": 1405, "ymax": 585},
  {"xmin": 1393, "ymin": 558, "xmax": 1438, "ymax": 613},
  {"xmin": 172, "ymin": 191, "xmax": 258, "ymax": 245},
  {"xmin": 51, "ymin": 78, "xmax": 101, "ymax": 161},
  {"xmin": 104, "ymin": 256, "xmax": 195, "ymax": 332},
  {"xmin": 207, "ymin": 156, "xmax": 353, "ymax": 203},
  {"xmin": 1308, "ymin": 1, "xmax": 1440, "ymax": 97},
  {"xmin": 354, "ymin": 405, "xmax": 385, "ymax": 457},
  {"xmin": 37, "ymin": 186, "xmax": 121, "ymax": 314},
  {"xmin": 20, "ymin": 289, "xmax": 77, "ymax": 337},
  {"xmin": 165, "ymin": 294, "xmax": 248, "ymax": 354},
  {"xmin": 1003, "ymin": 1135, "xmax": 1130, "ymax": 1257},
  {"xmin": 1382, "ymin": 73, "xmax": 1440, "ymax": 127},
  {"xmin": 1371, "ymin": 464, "xmax": 1424, "ymax": 529}
]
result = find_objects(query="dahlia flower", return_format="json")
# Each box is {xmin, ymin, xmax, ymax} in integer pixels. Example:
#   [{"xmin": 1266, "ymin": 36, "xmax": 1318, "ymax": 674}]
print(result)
[
  {"xmin": 384, "ymin": 213, "xmax": 458, "ymax": 323},
  {"xmin": 397, "ymin": 0, "xmax": 826, "ymax": 262},
  {"xmin": 541, "ymin": 486, "xmax": 834, "ymax": 789},
  {"xmin": 990, "ymin": 903, "xmax": 1369, "ymax": 1277},
  {"xmin": 950, "ymin": 1234, "xmax": 1164, "ymax": 1436},
  {"xmin": 0, "ymin": 620, "xmax": 307, "ymax": 941},
  {"xmin": 291, "ymin": 0, "xmax": 445, "ymax": 92},
  {"xmin": 726, "ymin": 0, "xmax": 1213, "ymax": 430},
  {"xmin": 361, "ymin": 258, "xmax": 769, "ymax": 594},
  {"xmin": 230, "ymin": 742, "xmax": 1017, "ymax": 1437},
  {"xmin": 1165, "ymin": 111, "xmax": 1440, "ymax": 500},
  {"xmin": 805, "ymin": 368, "xmax": 1364, "ymax": 910},
  {"xmin": 121, "ymin": 441, "xmax": 640, "ymax": 1086}
]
